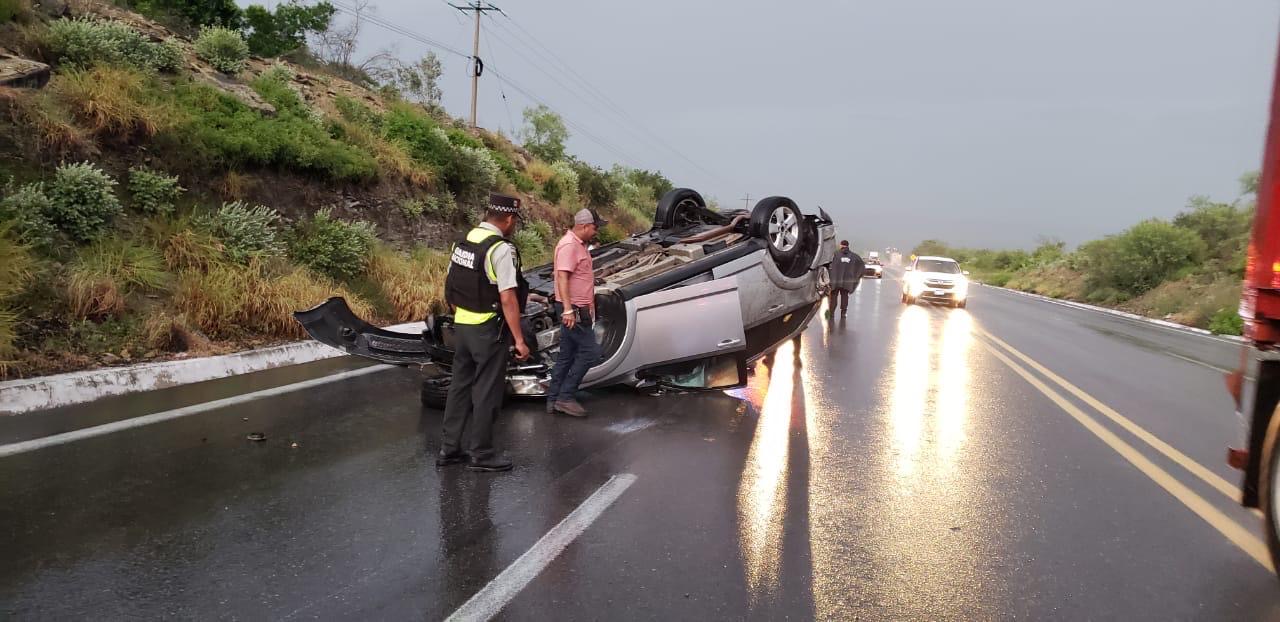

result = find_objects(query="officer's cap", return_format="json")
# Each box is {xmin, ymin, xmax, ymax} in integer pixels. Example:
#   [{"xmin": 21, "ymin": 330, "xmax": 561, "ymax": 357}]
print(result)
[{"xmin": 488, "ymin": 193, "xmax": 522, "ymax": 214}]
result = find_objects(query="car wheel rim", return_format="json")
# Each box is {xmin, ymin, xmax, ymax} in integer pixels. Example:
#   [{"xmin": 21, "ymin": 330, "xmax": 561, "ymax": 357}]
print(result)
[{"xmin": 767, "ymin": 207, "xmax": 798, "ymax": 252}]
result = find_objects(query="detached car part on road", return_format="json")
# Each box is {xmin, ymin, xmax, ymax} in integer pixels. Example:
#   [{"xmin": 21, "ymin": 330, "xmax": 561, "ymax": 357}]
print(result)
[{"xmin": 295, "ymin": 189, "xmax": 837, "ymax": 408}]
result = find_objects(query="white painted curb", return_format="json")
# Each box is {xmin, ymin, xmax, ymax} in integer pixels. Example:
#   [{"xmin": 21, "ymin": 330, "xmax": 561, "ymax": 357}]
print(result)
[
  {"xmin": 977, "ymin": 284, "xmax": 1245, "ymax": 344},
  {"xmin": 0, "ymin": 322, "xmax": 424, "ymax": 416}
]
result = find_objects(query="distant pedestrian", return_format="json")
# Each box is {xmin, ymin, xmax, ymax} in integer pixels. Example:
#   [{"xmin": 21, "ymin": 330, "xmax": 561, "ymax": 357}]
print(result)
[
  {"xmin": 439, "ymin": 193, "xmax": 531, "ymax": 472},
  {"xmin": 546, "ymin": 208, "xmax": 607, "ymax": 417},
  {"xmin": 828, "ymin": 240, "xmax": 864, "ymax": 318}
]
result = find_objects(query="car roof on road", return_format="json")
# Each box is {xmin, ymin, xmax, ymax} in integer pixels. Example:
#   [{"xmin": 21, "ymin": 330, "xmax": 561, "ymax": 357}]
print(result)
[{"xmin": 916, "ymin": 256, "xmax": 958, "ymax": 263}]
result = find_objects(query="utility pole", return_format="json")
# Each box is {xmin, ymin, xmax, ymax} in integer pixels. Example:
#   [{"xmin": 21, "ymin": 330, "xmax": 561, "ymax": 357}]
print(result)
[
  {"xmin": 740, "ymin": 193, "xmax": 751, "ymax": 211},
  {"xmin": 450, "ymin": 1, "xmax": 501, "ymax": 128}
]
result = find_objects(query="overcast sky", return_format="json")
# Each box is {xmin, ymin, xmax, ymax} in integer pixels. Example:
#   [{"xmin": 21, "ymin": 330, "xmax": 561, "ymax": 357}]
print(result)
[{"xmin": 310, "ymin": 0, "xmax": 1280, "ymax": 251}]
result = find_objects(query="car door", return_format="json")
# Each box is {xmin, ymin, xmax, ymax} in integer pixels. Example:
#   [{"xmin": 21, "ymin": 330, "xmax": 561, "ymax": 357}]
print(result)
[{"xmin": 616, "ymin": 276, "xmax": 748, "ymax": 389}]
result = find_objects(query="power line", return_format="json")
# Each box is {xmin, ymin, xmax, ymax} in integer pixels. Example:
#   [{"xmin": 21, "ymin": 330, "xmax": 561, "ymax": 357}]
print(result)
[
  {"xmin": 493, "ymin": 13, "xmax": 734, "ymax": 185},
  {"xmin": 322, "ymin": 5, "xmax": 648, "ymax": 169},
  {"xmin": 329, "ymin": 1, "xmax": 471, "ymax": 59},
  {"xmin": 480, "ymin": 22, "xmax": 516, "ymax": 136}
]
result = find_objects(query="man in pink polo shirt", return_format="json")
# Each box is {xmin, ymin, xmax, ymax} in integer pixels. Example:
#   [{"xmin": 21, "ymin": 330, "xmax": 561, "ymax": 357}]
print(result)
[{"xmin": 546, "ymin": 208, "xmax": 607, "ymax": 417}]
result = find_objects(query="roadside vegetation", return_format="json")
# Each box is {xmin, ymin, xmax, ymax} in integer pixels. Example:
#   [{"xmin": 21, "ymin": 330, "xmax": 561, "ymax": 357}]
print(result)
[
  {"xmin": 0, "ymin": 0, "xmax": 673, "ymax": 377},
  {"xmin": 916, "ymin": 172, "xmax": 1257, "ymax": 335}
]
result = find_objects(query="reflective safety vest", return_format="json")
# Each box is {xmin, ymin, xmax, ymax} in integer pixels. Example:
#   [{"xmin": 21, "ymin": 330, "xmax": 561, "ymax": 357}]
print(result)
[{"xmin": 445, "ymin": 227, "xmax": 528, "ymax": 325}]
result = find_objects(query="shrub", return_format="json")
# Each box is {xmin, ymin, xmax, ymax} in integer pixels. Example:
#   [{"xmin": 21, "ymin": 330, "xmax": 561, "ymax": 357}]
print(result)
[
  {"xmin": 66, "ymin": 238, "xmax": 168, "ymax": 318},
  {"xmin": 1, "ymin": 0, "xmax": 32, "ymax": 23},
  {"xmin": 1209, "ymin": 307, "xmax": 1245, "ymax": 336},
  {"xmin": 287, "ymin": 208, "xmax": 376, "ymax": 279},
  {"xmin": 195, "ymin": 26, "xmax": 249, "ymax": 74},
  {"xmin": 169, "ymin": 82, "xmax": 377, "ymax": 181},
  {"xmin": 194, "ymin": 200, "xmax": 282, "ymax": 262},
  {"xmin": 45, "ymin": 161, "xmax": 122, "ymax": 242},
  {"xmin": 595, "ymin": 223, "xmax": 626, "ymax": 246},
  {"xmin": 450, "ymin": 145, "xmax": 499, "ymax": 207},
  {"xmin": 50, "ymin": 66, "xmax": 171, "ymax": 138},
  {"xmin": 383, "ymin": 105, "xmax": 453, "ymax": 169},
  {"xmin": 0, "ymin": 182, "xmax": 57, "ymax": 249},
  {"xmin": 128, "ymin": 166, "xmax": 184, "ymax": 215},
  {"xmin": 399, "ymin": 198, "xmax": 426, "ymax": 218},
  {"xmin": 45, "ymin": 18, "xmax": 182, "ymax": 73},
  {"xmin": 513, "ymin": 227, "xmax": 548, "ymax": 267},
  {"xmin": 366, "ymin": 246, "xmax": 450, "ymax": 321},
  {"xmin": 1080, "ymin": 220, "xmax": 1207, "ymax": 296}
]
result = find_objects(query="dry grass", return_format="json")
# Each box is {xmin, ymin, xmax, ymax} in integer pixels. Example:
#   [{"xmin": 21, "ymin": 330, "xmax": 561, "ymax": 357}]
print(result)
[
  {"xmin": 161, "ymin": 228, "xmax": 226, "ymax": 271},
  {"xmin": 1005, "ymin": 265, "xmax": 1087, "ymax": 300},
  {"xmin": 65, "ymin": 239, "xmax": 169, "ymax": 319},
  {"xmin": 141, "ymin": 309, "xmax": 211, "ymax": 353},
  {"xmin": 174, "ymin": 259, "xmax": 374, "ymax": 339},
  {"xmin": 0, "ymin": 227, "xmax": 33, "ymax": 371},
  {"xmin": 525, "ymin": 159, "xmax": 555, "ymax": 185},
  {"xmin": 49, "ymin": 66, "xmax": 172, "ymax": 139},
  {"xmin": 218, "ymin": 170, "xmax": 253, "ymax": 199},
  {"xmin": 366, "ymin": 245, "xmax": 449, "ymax": 322},
  {"xmin": 1123, "ymin": 273, "xmax": 1243, "ymax": 328},
  {"xmin": 0, "ymin": 87, "xmax": 96, "ymax": 159},
  {"xmin": 335, "ymin": 119, "xmax": 436, "ymax": 189}
]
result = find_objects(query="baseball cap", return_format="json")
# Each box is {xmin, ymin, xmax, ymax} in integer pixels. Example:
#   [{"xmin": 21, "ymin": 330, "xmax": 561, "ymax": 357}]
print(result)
[
  {"xmin": 839, "ymin": 239, "xmax": 850, "ymax": 246},
  {"xmin": 574, "ymin": 208, "xmax": 608, "ymax": 227}
]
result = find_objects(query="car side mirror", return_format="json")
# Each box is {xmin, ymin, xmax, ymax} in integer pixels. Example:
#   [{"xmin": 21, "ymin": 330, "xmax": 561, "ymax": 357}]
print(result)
[{"xmin": 962, "ymin": 270, "xmax": 970, "ymax": 276}]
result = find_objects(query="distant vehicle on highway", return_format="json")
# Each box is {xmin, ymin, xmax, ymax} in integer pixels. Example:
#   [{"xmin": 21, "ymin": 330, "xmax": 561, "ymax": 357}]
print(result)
[
  {"xmin": 900, "ymin": 255, "xmax": 969, "ymax": 308},
  {"xmin": 297, "ymin": 189, "xmax": 838, "ymax": 408},
  {"xmin": 863, "ymin": 255, "xmax": 884, "ymax": 279}
]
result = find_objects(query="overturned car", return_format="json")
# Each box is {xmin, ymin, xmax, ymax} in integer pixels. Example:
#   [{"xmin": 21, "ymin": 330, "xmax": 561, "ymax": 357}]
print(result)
[{"xmin": 295, "ymin": 188, "xmax": 837, "ymax": 408}]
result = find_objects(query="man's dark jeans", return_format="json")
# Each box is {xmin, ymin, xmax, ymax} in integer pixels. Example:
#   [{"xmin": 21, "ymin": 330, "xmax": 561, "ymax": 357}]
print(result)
[{"xmin": 547, "ymin": 318, "xmax": 601, "ymax": 404}]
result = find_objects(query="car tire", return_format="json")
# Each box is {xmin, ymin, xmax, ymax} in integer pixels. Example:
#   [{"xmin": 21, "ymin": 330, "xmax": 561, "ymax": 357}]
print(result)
[
  {"xmin": 750, "ymin": 197, "xmax": 808, "ymax": 264},
  {"xmin": 421, "ymin": 376, "xmax": 450, "ymax": 409},
  {"xmin": 958, "ymin": 299, "xmax": 967, "ymax": 309},
  {"xmin": 654, "ymin": 188, "xmax": 706, "ymax": 229}
]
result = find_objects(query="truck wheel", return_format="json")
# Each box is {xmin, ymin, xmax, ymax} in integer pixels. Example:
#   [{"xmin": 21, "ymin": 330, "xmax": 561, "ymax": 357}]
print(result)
[
  {"xmin": 655, "ymin": 188, "xmax": 706, "ymax": 229},
  {"xmin": 1264, "ymin": 436, "xmax": 1280, "ymax": 576},
  {"xmin": 421, "ymin": 376, "xmax": 450, "ymax": 410}
]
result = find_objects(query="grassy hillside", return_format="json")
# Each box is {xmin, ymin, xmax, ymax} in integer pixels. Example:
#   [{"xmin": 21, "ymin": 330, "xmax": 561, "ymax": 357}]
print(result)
[
  {"xmin": 0, "ymin": 0, "xmax": 671, "ymax": 377},
  {"xmin": 915, "ymin": 173, "xmax": 1256, "ymax": 335}
]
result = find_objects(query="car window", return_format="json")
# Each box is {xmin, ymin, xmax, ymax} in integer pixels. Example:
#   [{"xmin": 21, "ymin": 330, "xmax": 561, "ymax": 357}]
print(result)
[{"xmin": 917, "ymin": 259, "xmax": 960, "ymax": 273}]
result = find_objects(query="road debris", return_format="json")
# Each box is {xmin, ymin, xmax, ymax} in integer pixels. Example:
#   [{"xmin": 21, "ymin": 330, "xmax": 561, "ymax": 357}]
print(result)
[{"xmin": 246, "ymin": 432, "xmax": 266, "ymax": 442}]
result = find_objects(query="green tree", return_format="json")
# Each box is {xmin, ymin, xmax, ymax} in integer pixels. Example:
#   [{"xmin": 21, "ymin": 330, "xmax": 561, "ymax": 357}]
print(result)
[
  {"xmin": 521, "ymin": 104, "xmax": 568, "ymax": 162},
  {"xmin": 385, "ymin": 53, "xmax": 443, "ymax": 105},
  {"xmin": 242, "ymin": 1, "xmax": 335, "ymax": 58},
  {"xmin": 1241, "ymin": 170, "xmax": 1260, "ymax": 196},
  {"xmin": 912, "ymin": 239, "xmax": 950, "ymax": 257}
]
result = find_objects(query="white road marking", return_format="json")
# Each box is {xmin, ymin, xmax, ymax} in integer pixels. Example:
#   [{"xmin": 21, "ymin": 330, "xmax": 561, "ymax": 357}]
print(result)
[
  {"xmin": 446, "ymin": 473, "xmax": 638, "ymax": 622},
  {"xmin": 0, "ymin": 365, "xmax": 393, "ymax": 458}
]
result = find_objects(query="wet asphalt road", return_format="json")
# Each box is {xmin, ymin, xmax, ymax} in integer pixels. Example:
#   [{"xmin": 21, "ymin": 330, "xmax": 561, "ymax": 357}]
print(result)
[{"xmin": 4, "ymin": 271, "xmax": 1280, "ymax": 620}]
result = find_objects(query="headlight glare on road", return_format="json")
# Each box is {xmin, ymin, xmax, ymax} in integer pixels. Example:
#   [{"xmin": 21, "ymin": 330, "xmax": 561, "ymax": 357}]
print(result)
[{"xmin": 954, "ymin": 278, "xmax": 968, "ymax": 299}]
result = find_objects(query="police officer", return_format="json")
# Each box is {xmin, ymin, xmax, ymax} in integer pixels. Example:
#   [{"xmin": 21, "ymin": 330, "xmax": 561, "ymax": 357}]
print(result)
[{"xmin": 439, "ymin": 193, "xmax": 530, "ymax": 472}]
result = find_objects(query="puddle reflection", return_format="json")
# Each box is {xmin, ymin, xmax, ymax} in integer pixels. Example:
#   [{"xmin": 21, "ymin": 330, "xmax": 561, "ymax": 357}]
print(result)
[{"xmin": 735, "ymin": 340, "xmax": 794, "ymax": 603}]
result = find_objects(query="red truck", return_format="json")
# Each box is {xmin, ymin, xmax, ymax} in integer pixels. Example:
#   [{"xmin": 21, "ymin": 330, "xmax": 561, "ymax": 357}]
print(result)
[{"xmin": 1229, "ymin": 46, "xmax": 1280, "ymax": 574}]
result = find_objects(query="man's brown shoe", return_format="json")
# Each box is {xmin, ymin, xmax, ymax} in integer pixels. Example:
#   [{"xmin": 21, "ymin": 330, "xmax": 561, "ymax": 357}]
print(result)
[{"xmin": 553, "ymin": 400, "xmax": 587, "ymax": 417}]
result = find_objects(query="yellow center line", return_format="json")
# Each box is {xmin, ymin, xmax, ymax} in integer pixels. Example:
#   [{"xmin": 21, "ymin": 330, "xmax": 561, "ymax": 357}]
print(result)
[
  {"xmin": 975, "ymin": 325, "xmax": 1241, "ymax": 503},
  {"xmin": 979, "ymin": 338, "xmax": 1273, "ymax": 570}
]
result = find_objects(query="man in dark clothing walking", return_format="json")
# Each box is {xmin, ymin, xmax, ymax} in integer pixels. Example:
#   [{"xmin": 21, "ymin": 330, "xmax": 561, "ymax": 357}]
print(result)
[
  {"xmin": 439, "ymin": 193, "xmax": 530, "ymax": 472},
  {"xmin": 828, "ymin": 240, "xmax": 864, "ymax": 317}
]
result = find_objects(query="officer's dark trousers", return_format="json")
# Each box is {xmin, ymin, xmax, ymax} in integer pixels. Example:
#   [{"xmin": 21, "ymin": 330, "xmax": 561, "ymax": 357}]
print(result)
[{"xmin": 442, "ymin": 319, "xmax": 508, "ymax": 458}]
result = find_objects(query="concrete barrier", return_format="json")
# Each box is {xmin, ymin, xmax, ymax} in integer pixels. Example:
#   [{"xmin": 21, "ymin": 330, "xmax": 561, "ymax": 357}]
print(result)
[{"xmin": 0, "ymin": 322, "xmax": 425, "ymax": 416}]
